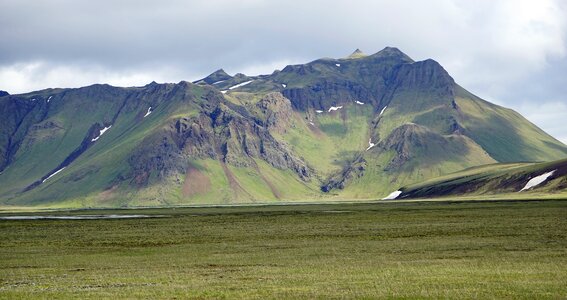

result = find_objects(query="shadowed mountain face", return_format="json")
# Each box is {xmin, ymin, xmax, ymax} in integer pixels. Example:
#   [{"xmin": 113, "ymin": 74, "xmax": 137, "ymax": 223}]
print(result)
[
  {"xmin": 395, "ymin": 158, "xmax": 567, "ymax": 199},
  {"xmin": 1, "ymin": 47, "xmax": 566, "ymax": 207}
]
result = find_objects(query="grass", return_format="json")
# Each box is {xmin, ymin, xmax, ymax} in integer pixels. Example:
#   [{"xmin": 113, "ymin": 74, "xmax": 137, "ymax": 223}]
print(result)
[
  {"xmin": 454, "ymin": 86, "xmax": 567, "ymax": 162},
  {"xmin": 0, "ymin": 199, "xmax": 566, "ymax": 299},
  {"xmin": 400, "ymin": 158, "xmax": 567, "ymax": 200},
  {"xmin": 280, "ymin": 104, "xmax": 373, "ymax": 176}
]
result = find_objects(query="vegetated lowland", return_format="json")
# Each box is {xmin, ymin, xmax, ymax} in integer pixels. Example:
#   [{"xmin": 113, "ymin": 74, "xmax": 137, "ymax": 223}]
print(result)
[{"xmin": 1, "ymin": 200, "xmax": 566, "ymax": 299}]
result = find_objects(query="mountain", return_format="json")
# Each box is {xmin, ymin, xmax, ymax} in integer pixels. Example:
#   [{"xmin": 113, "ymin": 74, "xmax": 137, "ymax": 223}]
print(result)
[
  {"xmin": 394, "ymin": 158, "xmax": 567, "ymax": 200},
  {"xmin": 347, "ymin": 49, "xmax": 367, "ymax": 59},
  {"xmin": 0, "ymin": 47, "xmax": 566, "ymax": 208}
]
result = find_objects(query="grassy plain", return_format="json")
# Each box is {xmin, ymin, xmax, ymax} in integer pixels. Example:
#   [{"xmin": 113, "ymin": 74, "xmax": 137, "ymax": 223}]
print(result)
[{"xmin": 1, "ymin": 199, "xmax": 566, "ymax": 299}]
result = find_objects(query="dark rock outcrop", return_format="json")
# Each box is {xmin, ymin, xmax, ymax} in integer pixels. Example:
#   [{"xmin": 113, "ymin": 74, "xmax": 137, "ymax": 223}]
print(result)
[
  {"xmin": 321, "ymin": 157, "xmax": 367, "ymax": 192},
  {"xmin": 0, "ymin": 96, "xmax": 49, "ymax": 172},
  {"xmin": 253, "ymin": 92, "xmax": 293, "ymax": 133},
  {"xmin": 282, "ymin": 79, "xmax": 376, "ymax": 111},
  {"xmin": 128, "ymin": 93, "xmax": 311, "ymax": 186}
]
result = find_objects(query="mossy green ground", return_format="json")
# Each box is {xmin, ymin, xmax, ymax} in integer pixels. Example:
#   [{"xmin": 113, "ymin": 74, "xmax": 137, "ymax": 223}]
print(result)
[{"xmin": 1, "ymin": 200, "xmax": 566, "ymax": 299}]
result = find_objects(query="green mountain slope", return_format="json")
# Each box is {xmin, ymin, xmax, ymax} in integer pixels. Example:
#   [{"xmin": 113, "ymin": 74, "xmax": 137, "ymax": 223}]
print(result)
[
  {"xmin": 396, "ymin": 158, "xmax": 567, "ymax": 200},
  {"xmin": 0, "ymin": 47, "xmax": 566, "ymax": 207}
]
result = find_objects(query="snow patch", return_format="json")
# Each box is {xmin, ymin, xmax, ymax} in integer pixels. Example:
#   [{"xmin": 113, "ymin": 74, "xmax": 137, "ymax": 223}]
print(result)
[
  {"xmin": 221, "ymin": 90, "xmax": 228, "ymax": 94},
  {"xmin": 316, "ymin": 110, "xmax": 323, "ymax": 113},
  {"xmin": 328, "ymin": 106, "xmax": 343, "ymax": 112},
  {"xmin": 91, "ymin": 125, "xmax": 112, "ymax": 142},
  {"xmin": 282, "ymin": 83, "xmax": 287, "ymax": 88},
  {"xmin": 143, "ymin": 107, "xmax": 152, "ymax": 118},
  {"xmin": 520, "ymin": 170, "xmax": 556, "ymax": 191},
  {"xmin": 379, "ymin": 106, "xmax": 387, "ymax": 116},
  {"xmin": 42, "ymin": 167, "xmax": 66, "ymax": 183},
  {"xmin": 355, "ymin": 100, "xmax": 364, "ymax": 105},
  {"xmin": 335, "ymin": 63, "xmax": 341, "ymax": 67},
  {"xmin": 228, "ymin": 80, "xmax": 253, "ymax": 90},
  {"xmin": 383, "ymin": 190, "xmax": 402, "ymax": 200},
  {"xmin": 47, "ymin": 96, "xmax": 52, "ymax": 103},
  {"xmin": 309, "ymin": 121, "xmax": 315, "ymax": 126},
  {"xmin": 212, "ymin": 80, "xmax": 226, "ymax": 85},
  {"xmin": 30, "ymin": 98, "xmax": 36, "ymax": 101},
  {"xmin": 366, "ymin": 138, "xmax": 375, "ymax": 151}
]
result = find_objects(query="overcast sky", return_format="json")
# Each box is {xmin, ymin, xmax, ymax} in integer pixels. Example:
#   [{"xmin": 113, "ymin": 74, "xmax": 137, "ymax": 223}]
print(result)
[{"xmin": 1, "ymin": 0, "xmax": 566, "ymax": 144}]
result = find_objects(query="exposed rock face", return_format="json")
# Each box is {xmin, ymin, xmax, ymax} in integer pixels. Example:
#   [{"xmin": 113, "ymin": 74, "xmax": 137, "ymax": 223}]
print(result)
[
  {"xmin": 321, "ymin": 157, "xmax": 367, "ymax": 192},
  {"xmin": 0, "ymin": 97, "xmax": 48, "ymax": 172},
  {"xmin": 280, "ymin": 48, "xmax": 450, "ymax": 113},
  {"xmin": 283, "ymin": 79, "xmax": 376, "ymax": 111},
  {"xmin": 128, "ymin": 93, "xmax": 311, "ymax": 186},
  {"xmin": 253, "ymin": 92, "xmax": 293, "ymax": 133},
  {"xmin": 391, "ymin": 59, "xmax": 454, "ymax": 96},
  {"xmin": 129, "ymin": 134, "xmax": 187, "ymax": 186},
  {"xmin": 381, "ymin": 124, "xmax": 432, "ymax": 170}
]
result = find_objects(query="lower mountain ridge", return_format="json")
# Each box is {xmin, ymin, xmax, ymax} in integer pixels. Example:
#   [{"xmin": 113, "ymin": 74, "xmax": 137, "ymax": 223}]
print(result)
[
  {"xmin": 1, "ymin": 47, "xmax": 566, "ymax": 207},
  {"xmin": 395, "ymin": 158, "xmax": 567, "ymax": 200}
]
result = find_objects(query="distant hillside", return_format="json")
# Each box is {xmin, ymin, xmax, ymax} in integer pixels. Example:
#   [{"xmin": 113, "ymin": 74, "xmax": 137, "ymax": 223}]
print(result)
[
  {"xmin": 0, "ymin": 47, "xmax": 566, "ymax": 208},
  {"xmin": 394, "ymin": 159, "xmax": 567, "ymax": 200}
]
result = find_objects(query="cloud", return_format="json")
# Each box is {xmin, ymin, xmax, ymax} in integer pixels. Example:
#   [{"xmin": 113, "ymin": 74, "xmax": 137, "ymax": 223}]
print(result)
[
  {"xmin": 0, "ymin": 0, "xmax": 566, "ymax": 142},
  {"xmin": 0, "ymin": 61, "xmax": 191, "ymax": 92},
  {"xmin": 516, "ymin": 101, "xmax": 567, "ymax": 145}
]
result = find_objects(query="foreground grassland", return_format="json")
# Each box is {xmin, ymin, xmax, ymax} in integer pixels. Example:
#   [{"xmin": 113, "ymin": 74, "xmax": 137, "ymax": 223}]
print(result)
[{"xmin": 1, "ymin": 200, "xmax": 566, "ymax": 299}]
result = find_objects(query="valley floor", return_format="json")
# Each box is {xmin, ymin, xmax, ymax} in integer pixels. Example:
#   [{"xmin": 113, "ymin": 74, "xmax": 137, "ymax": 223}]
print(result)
[{"xmin": 1, "ymin": 199, "xmax": 566, "ymax": 299}]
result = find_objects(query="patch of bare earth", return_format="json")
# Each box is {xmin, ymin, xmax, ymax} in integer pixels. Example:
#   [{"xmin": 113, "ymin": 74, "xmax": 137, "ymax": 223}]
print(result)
[
  {"xmin": 97, "ymin": 185, "xmax": 119, "ymax": 203},
  {"xmin": 182, "ymin": 163, "xmax": 211, "ymax": 197}
]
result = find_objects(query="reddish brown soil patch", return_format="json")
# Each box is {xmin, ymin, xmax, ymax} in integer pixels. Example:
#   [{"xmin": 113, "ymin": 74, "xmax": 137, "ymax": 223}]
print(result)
[
  {"xmin": 182, "ymin": 163, "xmax": 211, "ymax": 197},
  {"xmin": 98, "ymin": 185, "xmax": 119, "ymax": 203}
]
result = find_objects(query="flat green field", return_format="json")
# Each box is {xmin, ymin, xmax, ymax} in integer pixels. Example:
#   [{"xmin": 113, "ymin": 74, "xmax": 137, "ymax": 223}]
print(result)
[{"xmin": 1, "ymin": 200, "xmax": 566, "ymax": 299}]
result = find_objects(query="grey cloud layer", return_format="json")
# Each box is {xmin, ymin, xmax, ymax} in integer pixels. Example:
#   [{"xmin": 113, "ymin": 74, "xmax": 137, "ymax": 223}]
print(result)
[{"xmin": 1, "ymin": 0, "xmax": 566, "ymax": 143}]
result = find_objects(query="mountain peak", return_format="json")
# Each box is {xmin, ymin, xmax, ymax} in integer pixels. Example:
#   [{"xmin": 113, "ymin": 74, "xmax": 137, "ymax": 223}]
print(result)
[
  {"xmin": 195, "ymin": 68, "xmax": 233, "ymax": 85},
  {"xmin": 347, "ymin": 49, "xmax": 367, "ymax": 59},
  {"xmin": 372, "ymin": 47, "xmax": 414, "ymax": 62},
  {"xmin": 213, "ymin": 68, "xmax": 228, "ymax": 76}
]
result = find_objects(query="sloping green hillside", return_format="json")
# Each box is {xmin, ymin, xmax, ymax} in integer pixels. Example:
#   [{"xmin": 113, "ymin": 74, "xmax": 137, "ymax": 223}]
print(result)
[
  {"xmin": 0, "ymin": 47, "xmax": 565, "ymax": 208},
  {"xmin": 397, "ymin": 158, "xmax": 567, "ymax": 199}
]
